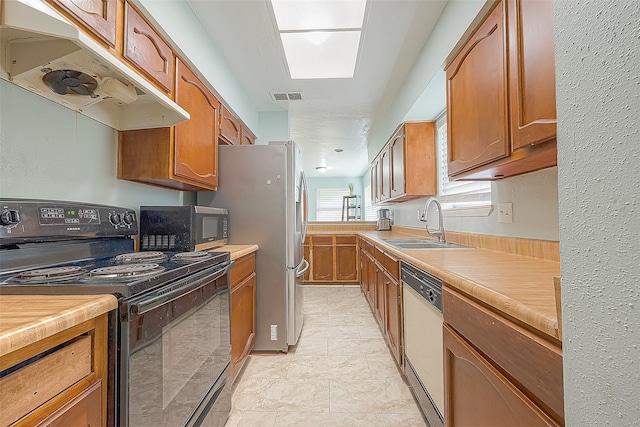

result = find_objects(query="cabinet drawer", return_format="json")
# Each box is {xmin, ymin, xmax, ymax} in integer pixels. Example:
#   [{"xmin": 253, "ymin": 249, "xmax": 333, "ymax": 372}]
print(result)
[
  {"xmin": 230, "ymin": 253, "xmax": 256, "ymax": 289},
  {"xmin": 0, "ymin": 336, "xmax": 92, "ymax": 426},
  {"xmin": 373, "ymin": 248, "xmax": 399, "ymax": 280},
  {"xmin": 312, "ymin": 236, "xmax": 333, "ymax": 245},
  {"xmin": 443, "ymin": 287, "xmax": 564, "ymax": 422},
  {"xmin": 335, "ymin": 235, "xmax": 356, "ymax": 245}
]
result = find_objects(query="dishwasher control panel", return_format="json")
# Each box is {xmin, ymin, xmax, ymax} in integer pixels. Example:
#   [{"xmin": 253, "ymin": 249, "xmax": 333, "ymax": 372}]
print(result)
[{"xmin": 401, "ymin": 261, "xmax": 442, "ymax": 312}]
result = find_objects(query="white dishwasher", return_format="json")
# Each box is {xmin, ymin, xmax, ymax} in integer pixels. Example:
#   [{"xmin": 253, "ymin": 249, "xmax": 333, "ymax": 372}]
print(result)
[{"xmin": 402, "ymin": 262, "xmax": 444, "ymax": 427}]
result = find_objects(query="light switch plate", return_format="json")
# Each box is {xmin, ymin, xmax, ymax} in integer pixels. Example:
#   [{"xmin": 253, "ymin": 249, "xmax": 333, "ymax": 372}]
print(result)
[{"xmin": 498, "ymin": 203, "xmax": 513, "ymax": 223}]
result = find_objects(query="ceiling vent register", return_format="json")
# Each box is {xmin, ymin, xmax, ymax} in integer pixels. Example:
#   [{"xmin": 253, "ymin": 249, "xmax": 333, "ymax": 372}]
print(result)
[{"xmin": 271, "ymin": 92, "xmax": 304, "ymax": 101}]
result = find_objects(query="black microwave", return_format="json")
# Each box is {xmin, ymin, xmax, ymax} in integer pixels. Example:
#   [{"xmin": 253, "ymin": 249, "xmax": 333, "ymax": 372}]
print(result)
[{"xmin": 139, "ymin": 206, "xmax": 228, "ymax": 251}]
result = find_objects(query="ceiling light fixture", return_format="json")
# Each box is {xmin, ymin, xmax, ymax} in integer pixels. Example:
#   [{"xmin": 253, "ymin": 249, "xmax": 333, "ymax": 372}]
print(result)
[
  {"xmin": 316, "ymin": 166, "xmax": 328, "ymax": 173},
  {"xmin": 334, "ymin": 148, "xmax": 343, "ymax": 152},
  {"xmin": 271, "ymin": 0, "xmax": 367, "ymax": 79}
]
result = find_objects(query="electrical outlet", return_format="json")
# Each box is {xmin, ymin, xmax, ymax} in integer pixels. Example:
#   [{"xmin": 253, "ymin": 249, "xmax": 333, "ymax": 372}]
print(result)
[
  {"xmin": 270, "ymin": 324, "xmax": 278, "ymax": 340},
  {"xmin": 498, "ymin": 203, "xmax": 513, "ymax": 223}
]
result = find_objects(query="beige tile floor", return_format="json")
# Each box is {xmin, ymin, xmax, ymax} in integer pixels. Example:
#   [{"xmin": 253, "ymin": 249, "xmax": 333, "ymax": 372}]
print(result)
[{"xmin": 226, "ymin": 285, "xmax": 427, "ymax": 427}]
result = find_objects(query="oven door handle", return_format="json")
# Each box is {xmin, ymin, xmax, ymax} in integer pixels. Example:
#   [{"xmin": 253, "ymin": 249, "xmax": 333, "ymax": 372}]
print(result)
[{"xmin": 129, "ymin": 264, "xmax": 232, "ymax": 316}]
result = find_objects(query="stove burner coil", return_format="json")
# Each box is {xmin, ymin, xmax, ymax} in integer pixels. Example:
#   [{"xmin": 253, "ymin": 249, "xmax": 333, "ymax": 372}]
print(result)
[
  {"xmin": 89, "ymin": 263, "xmax": 165, "ymax": 279},
  {"xmin": 171, "ymin": 251, "xmax": 213, "ymax": 263},
  {"xmin": 113, "ymin": 251, "xmax": 166, "ymax": 264},
  {"xmin": 12, "ymin": 266, "xmax": 86, "ymax": 283}
]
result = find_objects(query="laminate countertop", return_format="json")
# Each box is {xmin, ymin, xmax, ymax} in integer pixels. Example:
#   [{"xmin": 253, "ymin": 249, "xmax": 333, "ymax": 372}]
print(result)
[
  {"xmin": 0, "ymin": 295, "xmax": 118, "ymax": 358},
  {"xmin": 211, "ymin": 244, "xmax": 258, "ymax": 261},
  {"xmin": 358, "ymin": 230, "xmax": 561, "ymax": 342}
]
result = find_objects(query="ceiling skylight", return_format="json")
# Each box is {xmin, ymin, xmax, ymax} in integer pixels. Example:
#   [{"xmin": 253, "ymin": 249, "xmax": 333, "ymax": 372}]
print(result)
[{"xmin": 271, "ymin": 0, "xmax": 367, "ymax": 79}]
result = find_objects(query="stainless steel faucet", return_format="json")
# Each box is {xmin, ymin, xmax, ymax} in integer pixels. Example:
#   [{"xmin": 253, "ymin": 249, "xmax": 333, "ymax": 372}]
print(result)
[{"xmin": 420, "ymin": 196, "xmax": 446, "ymax": 243}]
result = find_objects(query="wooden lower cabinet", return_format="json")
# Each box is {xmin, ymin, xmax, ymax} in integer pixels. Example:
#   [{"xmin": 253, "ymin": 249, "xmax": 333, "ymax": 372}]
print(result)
[
  {"xmin": 303, "ymin": 235, "xmax": 359, "ymax": 284},
  {"xmin": 383, "ymin": 270, "xmax": 402, "ymax": 364},
  {"xmin": 311, "ymin": 236, "xmax": 334, "ymax": 282},
  {"xmin": 359, "ymin": 237, "xmax": 403, "ymax": 367},
  {"xmin": 229, "ymin": 253, "xmax": 256, "ymax": 383},
  {"xmin": 443, "ymin": 286, "xmax": 564, "ymax": 426},
  {"xmin": 36, "ymin": 380, "xmax": 102, "ymax": 427},
  {"xmin": 0, "ymin": 314, "xmax": 110, "ymax": 427},
  {"xmin": 443, "ymin": 325, "xmax": 558, "ymax": 427}
]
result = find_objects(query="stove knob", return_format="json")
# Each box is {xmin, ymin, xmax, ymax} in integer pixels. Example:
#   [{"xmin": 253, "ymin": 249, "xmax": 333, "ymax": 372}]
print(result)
[
  {"xmin": 109, "ymin": 212, "xmax": 122, "ymax": 226},
  {"xmin": 122, "ymin": 212, "xmax": 134, "ymax": 225},
  {"xmin": 0, "ymin": 209, "xmax": 20, "ymax": 226}
]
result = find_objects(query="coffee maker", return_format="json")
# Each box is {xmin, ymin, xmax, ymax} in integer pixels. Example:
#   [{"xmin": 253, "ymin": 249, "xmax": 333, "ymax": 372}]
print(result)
[{"xmin": 377, "ymin": 209, "xmax": 391, "ymax": 231}]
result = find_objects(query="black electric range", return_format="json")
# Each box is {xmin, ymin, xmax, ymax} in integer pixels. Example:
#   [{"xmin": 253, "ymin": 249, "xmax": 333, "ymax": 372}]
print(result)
[{"xmin": 0, "ymin": 199, "xmax": 233, "ymax": 427}]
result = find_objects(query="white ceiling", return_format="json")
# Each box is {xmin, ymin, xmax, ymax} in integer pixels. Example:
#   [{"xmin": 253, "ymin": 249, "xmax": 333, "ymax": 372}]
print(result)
[{"xmin": 186, "ymin": 0, "xmax": 448, "ymax": 178}]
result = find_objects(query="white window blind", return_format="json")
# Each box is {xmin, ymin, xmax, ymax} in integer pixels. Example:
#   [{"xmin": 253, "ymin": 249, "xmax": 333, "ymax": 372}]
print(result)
[
  {"xmin": 437, "ymin": 112, "xmax": 492, "ymax": 211},
  {"xmin": 316, "ymin": 188, "xmax": 351, "ymax": 221},
  {"xmin": 363, "ymin": 185, "xmax": 380, "ymax": 220}
]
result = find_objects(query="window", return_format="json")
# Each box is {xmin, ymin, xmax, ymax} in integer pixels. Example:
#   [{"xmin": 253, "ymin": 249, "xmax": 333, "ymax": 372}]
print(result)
[
  {"xmin": 363, "ymin": 185, "xmax": 380, "ymax": 220},
  {"xmin": 316, "ymin": 188, "xmax": 351, "ymax": 221},
  {"xmin": 437, "ymin": 112, "xmax": 493, "ymax": 216}
]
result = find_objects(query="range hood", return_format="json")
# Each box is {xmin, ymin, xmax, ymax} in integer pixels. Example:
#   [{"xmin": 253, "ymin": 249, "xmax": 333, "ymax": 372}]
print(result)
[{"xmin": 0, "ymin": 0, "xmax": 189, "ymax": 130}]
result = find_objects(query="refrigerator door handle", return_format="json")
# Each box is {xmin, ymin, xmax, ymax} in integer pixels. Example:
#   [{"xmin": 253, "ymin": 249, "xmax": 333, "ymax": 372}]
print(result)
[
  {"xmin": 301, "ymin": 170, "xmax": 309, "ymax": 241},
  {"xmin": 295, "ymin": 258, "xmax": 309, "ymax": 277}
]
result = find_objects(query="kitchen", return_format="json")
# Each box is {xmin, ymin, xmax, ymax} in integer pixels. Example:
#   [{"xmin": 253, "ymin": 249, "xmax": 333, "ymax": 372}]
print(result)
[{"xmin": 1, "ymin": 0, "xmax": 639, "ymax": 427}]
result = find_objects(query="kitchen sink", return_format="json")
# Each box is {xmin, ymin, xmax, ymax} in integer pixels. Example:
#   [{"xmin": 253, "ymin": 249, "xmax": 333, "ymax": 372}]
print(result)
[{"xmin": 382, "ymin": 238, "xmax": 472, "ymax": 250}]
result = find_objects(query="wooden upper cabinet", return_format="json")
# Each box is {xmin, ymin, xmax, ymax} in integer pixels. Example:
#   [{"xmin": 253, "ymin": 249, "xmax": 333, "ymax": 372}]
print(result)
[
  {"xmin": 174, "ymin": 58, "xmax": 220, "ymax": 189},
  {"xmin": 219, "ymin": 106, "xmax": 242, "ymax": 145},
  {"xmin": 389, "ymin": 129, "xmax": 405, "ymax": 199},
  {"xmin": 372, "ymin": 121, "xmax": 437, "ymax": 204},
  {"xmin": 123, "ymin": 1, "xmax": 174, "ymax": 92},
  {"xmin": 446, "ymin": 2, "xmax": 509, "ymax": 177},
  {"xmin": 507, "ymin": 0, "xmax": 556, "ymax": 150},
  {"xmin": 241, "ymin": 126, "xmax": 256, "ymax": 145},
  {"xmin": 48, "ymin": 0, "xmax": 118, "ymax": 47},
  {"xmin": 379, "ymin": 149, "xmax": 390, "ymax": 202},
  {"xmin": 446, "ymin": 0, "xmax": 557, "ymax": 180}
]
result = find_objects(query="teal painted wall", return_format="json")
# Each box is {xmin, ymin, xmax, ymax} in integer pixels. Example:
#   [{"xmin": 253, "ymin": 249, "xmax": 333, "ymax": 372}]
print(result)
[{"xmin": 306, "ymin": 177, "xmax": 363, "ymax": 221}]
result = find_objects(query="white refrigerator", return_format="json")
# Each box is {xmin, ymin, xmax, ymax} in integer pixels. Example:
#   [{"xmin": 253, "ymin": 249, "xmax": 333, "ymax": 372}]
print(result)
[{"xmin": 198, "ymin": 141, "xmax": 308, "ymax": 352}]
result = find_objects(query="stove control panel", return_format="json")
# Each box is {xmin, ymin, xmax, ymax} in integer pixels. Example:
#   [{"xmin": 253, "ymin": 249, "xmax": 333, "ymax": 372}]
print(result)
[{"xmin": 0, "ymin": 199, "xmax": 138, "ymax": 245}]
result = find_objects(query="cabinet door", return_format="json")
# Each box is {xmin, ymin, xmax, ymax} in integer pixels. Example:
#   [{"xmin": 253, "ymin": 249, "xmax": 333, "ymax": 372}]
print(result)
[
  {"xmin": 219, "ymin": 107, "xmax": 242, "ymax": 145},
  {"xmin": 336, "ymin": 244, "xmax": 358, "ymax": 281},
  {"xmin": 443, "ymin": 325, "xmax": 558, "ymax": 427},
  {"xmin": 240, "ymin": 127, "xmax": 256, "ymax": 145},
  {"xmin": 366, "ymin": 252, "xmax": 376, "ymax": 309},
  {"xmin": 384, "ymin": 271, "xmax": 402, "ymax": 364},
  {"xmin": 374, "ymin": 264, "xmax": 385, "ymax": 326},
  {"xmin": 230, "ymin": 272, "xmax": 256, "ymax": 381},
  {"xmin": 389, "ymin": 129, "xmax": 406, "ymax": 198},
  {"xmin": 36, "ymin": 380, "xmax": 102, "ymax": 427},
  {"xmin": 174, "ymin": 59, "xmax": 220, "ymax": 189},
  {"xmin": 49, "ymin": 0, "xmax": 117, "ymax": 46},
  {"xmin": 303, "ymin": 242, "xmax": 311, "ymax": 282},
  {"xmin": 507, "ymin": 0, "xmax": 556, "ymax": 150},
  {"xmin": 124, "ymin": 1, "xmax": 173, "ymax": 92},
  {"xmin": 359, "ymin": 247, "xmax": 368, "ymax": 293},
  {"xmin": 311, "ymin": 238, "xmax": 334, "ymax": 282},
  {"xmin": 379, "ymin": 149, "xmax": 391, "ymax": 201},
  {"xmin": 370, "ymin": 160, "xmax": 379, "ymax": 203},
  {"xmin": 446, "ymin": 2, "xmax": 509, "ymax": 176}
]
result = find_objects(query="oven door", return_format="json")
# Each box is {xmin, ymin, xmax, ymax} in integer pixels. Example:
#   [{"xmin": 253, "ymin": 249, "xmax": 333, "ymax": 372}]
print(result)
[{"xmin": 119, "ymin": 265, "xmax": 231, "ymax": 427}]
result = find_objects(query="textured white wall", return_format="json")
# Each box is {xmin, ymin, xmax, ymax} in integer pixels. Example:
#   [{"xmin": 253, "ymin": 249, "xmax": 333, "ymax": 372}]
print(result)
[{"xmin": 555, "ymin": 1, "xmax": 640, "ymax": 424}]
